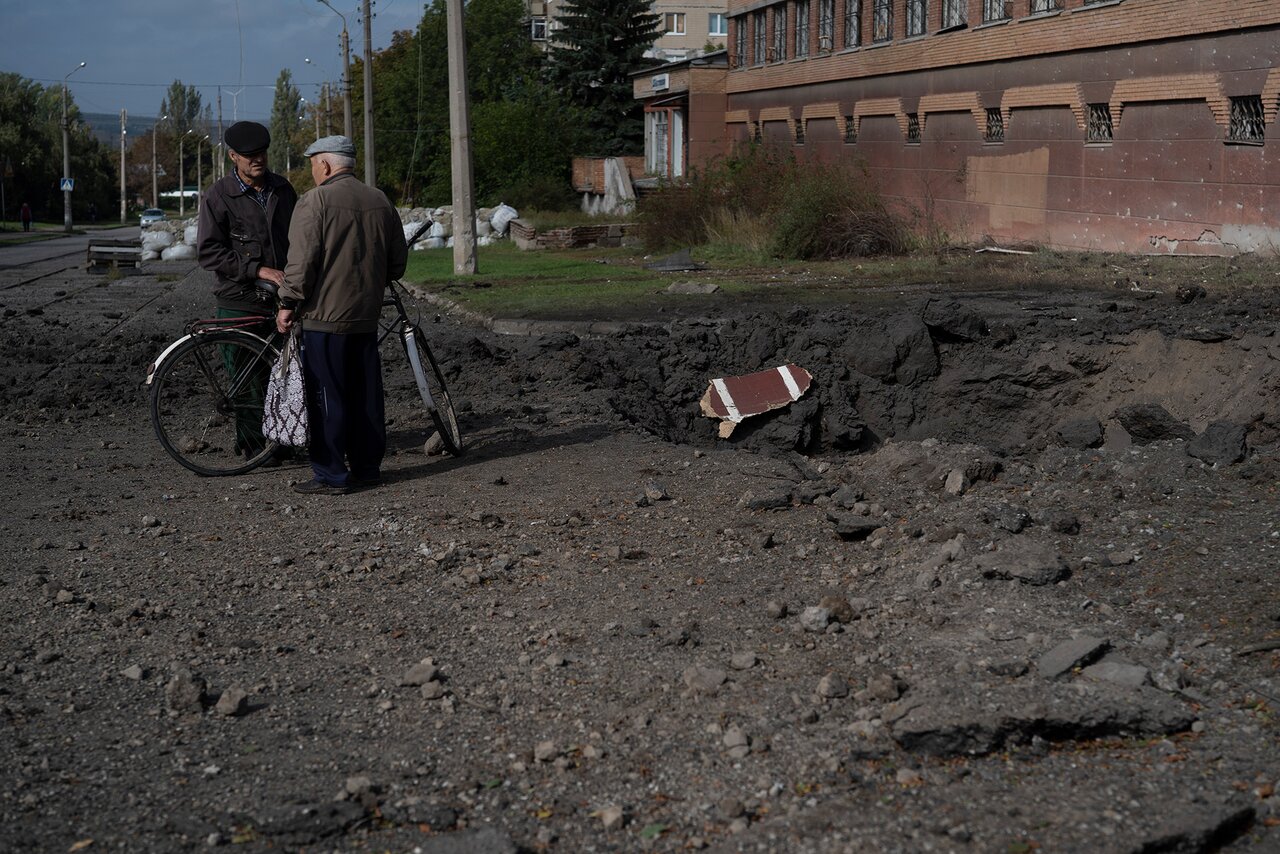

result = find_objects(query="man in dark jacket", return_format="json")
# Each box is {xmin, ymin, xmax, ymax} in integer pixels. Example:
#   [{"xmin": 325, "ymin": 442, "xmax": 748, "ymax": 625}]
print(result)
[
  {"xmin": 196, "ymin": 121, "xmax": 298, "ymax": 460},
  {"xmin": 276, "ymin": 135, "xmax": 407, "ymax": 495}
]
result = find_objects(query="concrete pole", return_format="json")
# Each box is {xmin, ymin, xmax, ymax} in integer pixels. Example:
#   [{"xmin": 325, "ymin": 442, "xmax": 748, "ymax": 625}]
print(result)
[
  {"xmin": 446, "ymin": 0, "xmax": 477, "ymax": 274},
  {"xmin": 362, "ymin": 0, "xmax": 376, "ymax": 187},
  {"xmin": 217, "ymin": 89, "xmax": 223, "ymax": 180},
  {"xmin": 151, "ymin": 114, "xmax": 166, "ymax": 208},
  {"xmin": 62, "ymin": 61, "xmax": 85, "ymax": 233},
  {"xmin": 317, "ymin": 1, "xmax": 353, "ymax": 138},
  {"xmin": 179, "ymin": 131, "xmax": 187, "ymax": 218},
  {"xmin": 119, "ymin": 109, "xmax": 127, "ymax": 224}
]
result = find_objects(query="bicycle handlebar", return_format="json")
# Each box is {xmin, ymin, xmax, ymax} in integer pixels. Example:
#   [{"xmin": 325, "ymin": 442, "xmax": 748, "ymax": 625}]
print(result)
[{"xmin": 406, "ymin": 219, "xmax": 434, "ymax": 247}]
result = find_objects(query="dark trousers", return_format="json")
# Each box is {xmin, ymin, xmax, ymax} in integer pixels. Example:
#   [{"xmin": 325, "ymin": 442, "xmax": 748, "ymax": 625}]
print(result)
[{"xmin": 301, "ymin": 330, "xmax": 385, "ymax": 486}]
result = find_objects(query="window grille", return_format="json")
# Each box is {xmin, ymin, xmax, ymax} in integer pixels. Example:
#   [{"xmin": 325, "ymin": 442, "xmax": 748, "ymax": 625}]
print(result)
[
  {"xmin": 844, "ymin": 116, "xmax": 857, "ymax": 143},
  {"xmin": 753, "ymin": 10, "xmax": 767, "ymax": 64},
  {"xmin": 818, "ymin": 0, "xmax": 835, "ymax": 49},
  {"xmin": 795, "ymin": 120, "xmax": 806, "ymax": 144},
  {"xmin": 844, "ymin": 0, "xmax": 861, "ymax": 47},
  {"xmin": 941, "ymin": 0, "xmax": 965, "ymax": 27},
  {"xmin": 773, "ymin": 5, "xmax": 787, "ymax": 60},
  {"xmin": 983, "ymin": 0, "xmax": 1009, "ymax": 22},
  {"xmin": 906, "ymin": 0, "xmax": 927, "ymax": 36},
  {"xmin": 734, "ymin": 17, "xmax": 747, "ymax": 67},
  {"xmin": 1030, "ymin": 0, "xmax": 1060, "ymax": 12},
  {"xmin": 873, "ymin": 0, "xmax": 893, "ymax": 42},
  {"xmin": 1086, "ymin": 104, "xmax": 1113, "ymax": 142},
  {"xmin": 753, "ymin": 121, "xmax": 763, "ymax": 143},
  {"xmin": 796, "ymin": 1, "xmax": 810, "ymax": 57},
  {"xmin": 906, "ymin": 113, "xmax": 920, "ymax": 143},
  {"xmin": 1228, "ymin": 95, "xmax": 1265, "ymax": 143},
  {"xmin": 985, "ymin": 108, "xmax": 1004, "ymax": 142}
]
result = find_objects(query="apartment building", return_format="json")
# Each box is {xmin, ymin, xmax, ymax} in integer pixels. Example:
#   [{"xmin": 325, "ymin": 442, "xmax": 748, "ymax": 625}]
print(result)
[
  {"xmin": 701, "ymin": 0, "xmax": 1279, "ymax": 254},
  {"xmin": 528, "ymin": 1, "xmax": 729, "ymax": 62}
]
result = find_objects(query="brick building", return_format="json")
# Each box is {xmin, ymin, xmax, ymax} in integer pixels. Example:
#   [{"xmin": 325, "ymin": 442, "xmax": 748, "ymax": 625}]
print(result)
[{"xmin": 704, "ymin": 0, "xmax": 1279, "ymax": 253}]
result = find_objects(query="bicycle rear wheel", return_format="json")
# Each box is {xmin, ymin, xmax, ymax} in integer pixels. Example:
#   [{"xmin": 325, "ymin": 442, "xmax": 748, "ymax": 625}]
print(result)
[
  {"xmin": 403, "ymin": 325, "xmax": 463, "ymax": 455},
  {"xmin": 150, "ymin": 330, "xmax": 280, "ymax": 476}
]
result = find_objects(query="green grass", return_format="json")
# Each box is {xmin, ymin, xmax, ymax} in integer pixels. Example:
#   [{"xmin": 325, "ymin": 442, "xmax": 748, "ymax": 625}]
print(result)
[{"xmin": 403, "ymin": 240, "xmax": 1280, "ymax": 322}]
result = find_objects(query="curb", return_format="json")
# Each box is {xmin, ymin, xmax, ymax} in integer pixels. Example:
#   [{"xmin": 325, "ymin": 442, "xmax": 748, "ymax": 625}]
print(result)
[{"xmin": 405, "ymin": 283, "xmax": 675, "ymax": 339}]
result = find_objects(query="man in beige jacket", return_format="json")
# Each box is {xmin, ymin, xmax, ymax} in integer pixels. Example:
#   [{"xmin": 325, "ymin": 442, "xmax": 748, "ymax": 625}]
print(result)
[{"xmin": 276, "ymin": 136, "xmax": 408, "ymax": 495}]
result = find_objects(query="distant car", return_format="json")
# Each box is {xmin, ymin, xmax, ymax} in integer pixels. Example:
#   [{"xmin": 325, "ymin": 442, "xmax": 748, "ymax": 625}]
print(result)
[{"xmin": 140, "ymin": 208, "xmax": 166, "ymax": 227}]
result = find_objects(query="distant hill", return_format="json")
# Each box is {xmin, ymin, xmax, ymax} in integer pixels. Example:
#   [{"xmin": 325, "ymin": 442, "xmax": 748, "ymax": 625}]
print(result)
[{"xmin": 82, "ymin": 112, "xmax": 157, "ymax": 147}]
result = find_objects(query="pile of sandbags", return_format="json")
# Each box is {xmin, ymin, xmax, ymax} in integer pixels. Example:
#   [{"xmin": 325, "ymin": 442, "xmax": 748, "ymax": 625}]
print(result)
[
  {"xmin": 397, "ymin": 204, "xmax": 519, "ymax": 251},
  {"xmin": 142, "ymin": 217, "xmax": 199, "ymax": 261}
]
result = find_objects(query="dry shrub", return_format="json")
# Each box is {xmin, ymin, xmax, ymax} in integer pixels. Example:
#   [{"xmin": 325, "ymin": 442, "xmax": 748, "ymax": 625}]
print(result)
[{"xmin": 638, "ymin": 145, "xmax": 906, "ymax": 259}]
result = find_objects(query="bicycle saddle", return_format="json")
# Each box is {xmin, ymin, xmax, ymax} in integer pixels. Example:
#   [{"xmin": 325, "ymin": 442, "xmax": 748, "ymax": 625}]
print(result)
[{"xmin": 254, "ymin": 279, "xmax": 279, "ymax": 300}]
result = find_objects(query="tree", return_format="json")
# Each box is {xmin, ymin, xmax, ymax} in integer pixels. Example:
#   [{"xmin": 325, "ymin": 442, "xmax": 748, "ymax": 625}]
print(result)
[
  {"xmin": 268, "ymin": 70, "xmax": 302, "ymax": 173},
  {"xmin": 547, "ymin": 0, "xmax": 661, "ymax": 155}
]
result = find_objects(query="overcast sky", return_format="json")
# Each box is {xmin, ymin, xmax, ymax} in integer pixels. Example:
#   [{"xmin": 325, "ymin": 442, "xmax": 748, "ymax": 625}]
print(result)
[{"xmin": 5, "ymin": 0, "xmax": 423, "ymax": 125}]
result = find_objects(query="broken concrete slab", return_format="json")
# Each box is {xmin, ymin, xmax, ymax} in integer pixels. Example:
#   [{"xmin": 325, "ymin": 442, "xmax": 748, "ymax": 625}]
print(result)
[
  {"xmin": 974, "ymin": 541, "xmax": 1069, "ymax": 586},
  {"xmin": 826, "ymin": 511, "xmax": 880, "ymax": 542},
  {"xmin": 644, "ymin": 248, "xmax": 705, "ymax": 272},
  {"xmin": 701, "ymin": 364, "xmax": 813, "ymax": 439},
  {"xmin": 891, "ymin": 682, "xmax": 1194, "ymax": 756},
  {"xmin": 665, "ymin": 281, "xmax": 720, "ymax": 295},
  {"xmin": 1039, "ymin": 636, "xmax": 1110, "ymax": 680},
  {"xmin": 1081, "ymin": 659, "xmax": 1152, "ymax": 689}
]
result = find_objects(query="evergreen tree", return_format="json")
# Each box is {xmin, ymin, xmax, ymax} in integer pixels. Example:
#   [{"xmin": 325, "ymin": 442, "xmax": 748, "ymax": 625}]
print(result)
[
  {"xmin": 547, "ymin": 0, "xmax": 661, "ymax": 155},
  {"xmin": 158, "ymin": 81, "xmax": 205, "ymax": 195},
  {"xmin": 268, "ymin": 70, "xmax": 302, "ymax": 173}
]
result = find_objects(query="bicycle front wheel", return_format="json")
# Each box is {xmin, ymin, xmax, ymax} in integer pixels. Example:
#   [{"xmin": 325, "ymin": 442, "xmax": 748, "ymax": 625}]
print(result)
[
  {"xmin": 403, "ymin": 325, "xmax": 463, "ymax": 455},
  {"xmin": 150, "ymin": 330, "xmax": 281, "ymax": 476}
]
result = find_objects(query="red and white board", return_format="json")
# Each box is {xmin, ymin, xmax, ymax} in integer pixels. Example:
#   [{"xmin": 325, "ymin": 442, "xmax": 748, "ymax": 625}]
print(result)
[{"xmin": 699, "ymin": 364, "xmax": 813, "ymax": 438}]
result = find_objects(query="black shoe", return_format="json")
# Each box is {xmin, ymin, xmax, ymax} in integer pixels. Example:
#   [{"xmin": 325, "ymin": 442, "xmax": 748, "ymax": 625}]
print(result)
[{"xmin": 292, "ymin": 478, "xmax": 351, "ymax": 496}]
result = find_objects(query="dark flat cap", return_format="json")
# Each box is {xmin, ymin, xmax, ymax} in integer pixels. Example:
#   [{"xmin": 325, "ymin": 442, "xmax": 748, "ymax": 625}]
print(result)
[
  {"xmin": 225, "ymin": 121, "xmax": 271, "ymax": 154},
  {"xmin": 303, "ymin": 135, "xmax": 357, "ymax": 158}
]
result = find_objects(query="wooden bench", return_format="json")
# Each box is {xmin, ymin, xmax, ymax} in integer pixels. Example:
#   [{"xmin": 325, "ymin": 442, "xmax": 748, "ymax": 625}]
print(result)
[{"xmin": 87, "ymin": 238, "xmax": 143, "ymax": 271}]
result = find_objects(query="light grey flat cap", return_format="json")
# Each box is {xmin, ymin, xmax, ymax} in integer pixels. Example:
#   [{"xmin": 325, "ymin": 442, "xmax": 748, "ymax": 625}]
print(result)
[{"xmin": 303, "ymin": 135, "xmax": 356, "ymax": 157}]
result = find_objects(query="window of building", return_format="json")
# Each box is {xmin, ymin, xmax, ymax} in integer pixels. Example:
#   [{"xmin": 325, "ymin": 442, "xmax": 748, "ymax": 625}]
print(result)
[
  {"xmin": 818, "ymin": 0, "xmax": 835, "ymax": 50},
  {"xmin": 795, "ymin": 119, "xmax": 806, "ymax": 144},
  {"xmin": 753, "ymin": 10, "xmax": 767, "ymax": 63},
  {"xmin": 983, "ymin": 0, "xmax": 1009, "ymax": 22},
  {"xmin": 1030, "ymin": 0, "xmax": 1060, "ymax": 12},
  {"xmin": 1086, "ymin": 104, "xmax": 1113, "ymax": 142},
  {"xmin": 985, "ymin": 108, "xmax": 1005, "ymax": 142},
  {"xmin": 772, "ymin": 5, "xmax": 787, "ymax": 60},
  {"xmin": 873, "ymin": 0, "xmax": 893, "ymax": 42},
  {"xmin": 1228, "ymin": 95, "xmax": 1265, "ymax": 143},
  {"xmin": 710, "ymin": 13, "xmax": 728, "ymax": 37},
  {"xmin": 906, "ymin": 113, "xmax": 921, "ymax": 143},
  {"xmin": 665, "ymin": 12, "xmax": 686, "ymax": 35},
  {"xmin": 843, "ymin": 116, "xmax": 857, "ymax": 143},
  {"xmin": 647, "ymin": 111, "xmax": 669, "ymax": 175},
  {"xmin": 734, "ymin": 16, "xmax": 746, "ymax": 66},
  {"xmin": 844, "ymin": 0, "xmax": 861, "ymax": 47},
  {"xmin": 941, "ymin": 0, "xmax": 965, "ymax": 28},
  {"xmin": 753, "ymin": 121, "xmax": 763, "ymax": 143},
  {"xmin": 906, "ymin": 0, "xmax": 927, "ymax": 36},
  {"xmin": 531, "ymin": 16, "xmax": 547, "ymax": 40},
  {"xmin": 796, "ymin": 1, "xmax": 811, "ymax": 57}
]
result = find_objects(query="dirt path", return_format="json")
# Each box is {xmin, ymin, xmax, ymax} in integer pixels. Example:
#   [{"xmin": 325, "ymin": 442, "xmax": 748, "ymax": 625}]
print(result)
[{"xmin": 0, "ymin": 255, "xmax": 1277, "ymax": 852}]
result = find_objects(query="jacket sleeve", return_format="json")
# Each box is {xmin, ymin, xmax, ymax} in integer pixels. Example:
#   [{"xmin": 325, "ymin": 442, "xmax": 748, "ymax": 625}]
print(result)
[
  {"xmin": 280, "ymin": 192, "xmax": 323, "ymax": 306},
  {"xmin": 196, "ymin": 187, "xmax": 259, "ymax": 282},
  {"xmin": 385, "ymin": 202, "xmax": 408, "ymax": 283}
]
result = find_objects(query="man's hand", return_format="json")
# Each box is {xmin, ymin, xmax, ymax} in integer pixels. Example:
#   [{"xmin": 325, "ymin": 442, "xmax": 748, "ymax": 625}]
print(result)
[
  {"xmin": 258, "ymin": 266, "xmax": 286, "ymax": 285},
  {"xmin": 276, "ymin": 308, "xmax": 294, "ymax": 335}
]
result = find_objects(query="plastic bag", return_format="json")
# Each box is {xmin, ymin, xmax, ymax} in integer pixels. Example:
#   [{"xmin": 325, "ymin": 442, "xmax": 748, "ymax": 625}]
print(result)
[{"xmin": 262, "ymin": 327, "xmax": 309, "ymax": 447}]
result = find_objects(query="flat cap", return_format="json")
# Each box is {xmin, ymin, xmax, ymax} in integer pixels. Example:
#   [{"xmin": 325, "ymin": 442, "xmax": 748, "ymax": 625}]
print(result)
[
  {"xmin": 224, "ymin": 121, "xmax": 270, "ymax": 153},
  {"xmin": 304, "ymin": 135, "xmax": 356, "ymax": 158}
]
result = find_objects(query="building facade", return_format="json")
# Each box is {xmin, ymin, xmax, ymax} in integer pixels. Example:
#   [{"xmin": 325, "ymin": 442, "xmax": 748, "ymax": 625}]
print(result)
[
  {"xmin": 712, "ymin": 0, "xmax": 1280, "ymax": 254},
  {"xmin": 634, "ymin": 52, "xmax": 730, "ymax": 180},
  {"xmin": 528, "ymin": 1, "xmax": 729, "ymax": 62}
]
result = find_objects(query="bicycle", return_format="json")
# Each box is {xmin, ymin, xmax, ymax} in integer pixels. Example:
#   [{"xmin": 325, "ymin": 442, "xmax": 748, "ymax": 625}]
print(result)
[{"xmin": 147, "ymin": 245, "xmax": 462, "ymax": 476}]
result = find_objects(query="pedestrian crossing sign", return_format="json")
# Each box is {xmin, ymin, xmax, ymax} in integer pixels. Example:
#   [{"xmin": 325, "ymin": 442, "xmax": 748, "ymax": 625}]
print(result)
[{"xmin": 60, "ymin": 178, "xmax": 74, "ymax": 191}]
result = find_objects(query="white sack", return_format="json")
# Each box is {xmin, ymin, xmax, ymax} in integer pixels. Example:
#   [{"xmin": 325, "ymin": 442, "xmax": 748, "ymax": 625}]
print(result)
[
  {"xmin": 161, "ymin": 243, "xmax": 197, "ymax": 261},
  {"xmin": 489, "ymin": 204, "xmax": 518, "ymax": 236},
  {"xmin": 183, "ymin": 225, "xmax": 199, "ymax": 245}
]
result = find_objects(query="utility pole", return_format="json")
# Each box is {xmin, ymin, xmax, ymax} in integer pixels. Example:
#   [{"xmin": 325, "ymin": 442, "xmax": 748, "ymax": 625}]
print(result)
[
  {"xmin": 179, "ymin": 129, "xmax": 189, "ymax": 218},
  {"xmin": 318, "ymin": 0, "xmax": 353, "ymax": 138},
  {"xmin": 446, "ymin": 0, "xmax": 477, "ymax": 274},
  {"xmin": 196, "ymin": 135, "xmax": 208, "ymax": 214},
  {"xmin": 119, "ymin": 108, "xmax": 127, "ymax": 224},
  {"xmin": 62, "ymin": 61, "xmax": 86, "ymax": 233},
  {"xmin": 217, "ymin": 88, "xmax": 224, "ymax": 180},
  {"xmin": 362, "ymin": 0, "xmax": 376, "ymax": 187},
  {"xmin": 151, "ymin": 113, "xmax": 167, "ymax": 208}
]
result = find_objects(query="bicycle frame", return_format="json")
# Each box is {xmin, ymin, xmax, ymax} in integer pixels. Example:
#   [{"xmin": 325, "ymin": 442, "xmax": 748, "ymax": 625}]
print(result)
[{"xmin": 145, "ymin": 320, "xmax": 279, "ymax": 387}]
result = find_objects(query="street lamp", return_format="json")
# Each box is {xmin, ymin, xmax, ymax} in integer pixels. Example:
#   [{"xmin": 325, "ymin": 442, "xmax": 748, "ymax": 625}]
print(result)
[
  {"xmin": 151, "ymin": 113, "xmax": 168, "ymax": 208},
  {"xmin": 180, "ymin": 129, "xmax": 191, "ymax": 218},
  {"xmin": 195, "ymin": 134, "xmax": 209, "ymax": 214},
  {"xmin": 305, "ymin": 57, "xmax": 332, "ymax": 135},
  {"xmin": 317, "ymin": 0, "xmax": 353, "ymax": 138},
  {"xmin": 62, "ymin": 60, "xmax": 86, "ymax": 233}
]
